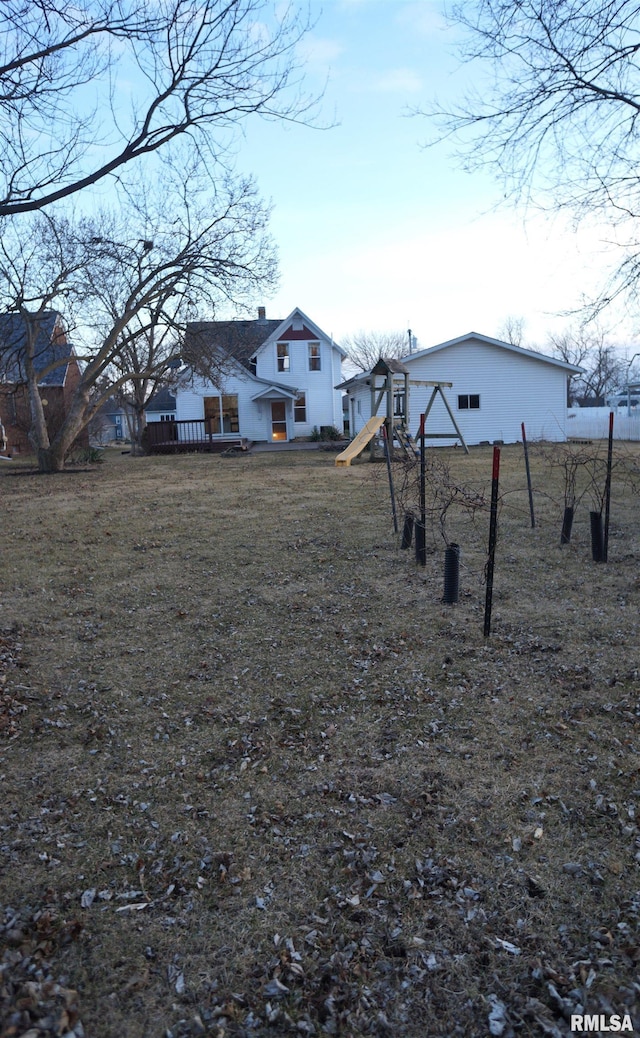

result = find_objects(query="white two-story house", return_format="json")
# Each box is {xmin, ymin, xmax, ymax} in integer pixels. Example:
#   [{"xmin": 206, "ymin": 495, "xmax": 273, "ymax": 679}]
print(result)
[{"xmin": 175, "ymin": 307, "xmax": 346, "ymax": 444}]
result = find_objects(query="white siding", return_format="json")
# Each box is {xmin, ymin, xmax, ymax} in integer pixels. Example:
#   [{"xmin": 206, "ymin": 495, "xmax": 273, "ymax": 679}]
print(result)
[
  {"xmin": 255, "ymin": 337, "xmax": 343, "ymax": 434},
  {"xmin": 343, "ymin": 337, "xmax": 572, "ymax": 445},
  {"xmin": 176, "ymin": 372, "xmax": 276, "ymax": 442},
  {"xmin": 405, "ymin": 340, "xmax": 569, "ymax": 445}
]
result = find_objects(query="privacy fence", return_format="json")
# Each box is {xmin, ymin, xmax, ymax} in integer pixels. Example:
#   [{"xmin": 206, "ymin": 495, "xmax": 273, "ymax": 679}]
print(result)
[{"xmin": 566, "ymin": 407, "xmax": 640, "ymax": 441}]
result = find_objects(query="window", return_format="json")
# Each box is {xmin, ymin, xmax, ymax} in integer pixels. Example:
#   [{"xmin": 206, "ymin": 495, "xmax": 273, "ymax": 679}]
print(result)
[
  {"xmin": 221, "ymin": 394, "xmax": 239, "ymax": 433},
  {"xmin": 308, "ymin": 343, "xmax": 321, "ymax": 371},
  {"xmin": 204, "ymin": 394, "xmax": 239, "ymax": 433},
  {"xmin": 294, "ymin": 392, "xmax": 306, "ymax": 423},
  {"xmin": 277, "ymin": 343, "xmax": 289, "ymax": 372},
  {"xmin": 393, "ymin": 391, "xmax": 406, "ymax": 420},
  {"xmin": 249, "ymin": 355, "xmax": 257, "ymax": 376},
  {"xmin": 458, "ymin": 394, "xmax": 480, "ymax": 410}
]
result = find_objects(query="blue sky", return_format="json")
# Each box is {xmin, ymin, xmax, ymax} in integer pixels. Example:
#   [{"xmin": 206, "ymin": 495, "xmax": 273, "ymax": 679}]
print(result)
[{"xmin": 233, "ymin": 0, "xmax": 633, "ymax": 353}]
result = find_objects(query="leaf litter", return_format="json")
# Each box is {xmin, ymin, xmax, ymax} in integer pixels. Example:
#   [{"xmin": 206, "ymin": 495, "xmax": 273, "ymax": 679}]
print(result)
[{"xmin": 0, "ymin": 445, "xmax": 639, "ymax": 1035}]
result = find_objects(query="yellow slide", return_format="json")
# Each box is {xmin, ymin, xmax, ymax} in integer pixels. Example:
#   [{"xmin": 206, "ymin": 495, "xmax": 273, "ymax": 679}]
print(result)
[{"xmin": 335, "ymin": 415, "xmax": 386, "ymax": 467}]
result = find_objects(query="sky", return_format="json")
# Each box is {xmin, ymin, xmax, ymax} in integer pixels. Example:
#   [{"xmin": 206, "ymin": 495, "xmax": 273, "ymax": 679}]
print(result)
[{"xmin": 231, "ymin": 0, "xmax": 637, "ymax": 356}]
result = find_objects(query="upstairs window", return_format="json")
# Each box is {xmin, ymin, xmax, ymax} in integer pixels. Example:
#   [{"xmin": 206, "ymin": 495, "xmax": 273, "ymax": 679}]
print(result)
[
  {"xmin": 249, "ymin": 355, "xmax": 257, "ymax": 376},
  {"xmin": 277, "ymin": 343, "xmax": 289, "ymax": 372},
  {"xmin": 458, "ymin": 394, "xmax": 480, "ymax": 410},
  {"xmin": 308, "ymin": 343, "xmax": 321, "ymax": 371}
]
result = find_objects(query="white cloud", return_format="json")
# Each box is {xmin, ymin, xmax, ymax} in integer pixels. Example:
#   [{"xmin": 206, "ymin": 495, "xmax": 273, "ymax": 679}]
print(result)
[
  {"xmin": 396, "ymin": 1, "xmax": 448, "ymax": 38},
  {"xmin": 374, "ymin": 67, "xmax": 423, "ymax": 93},
  {"xmin": 296, "ymin": 34, "xmax": 345, "ymax": 68}
]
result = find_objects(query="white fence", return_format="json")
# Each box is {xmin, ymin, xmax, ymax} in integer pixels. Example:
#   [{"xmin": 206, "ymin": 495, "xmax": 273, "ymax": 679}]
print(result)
[{"xmin": 566, "ymin": 407, "xmax": 640, "ymax": 441}]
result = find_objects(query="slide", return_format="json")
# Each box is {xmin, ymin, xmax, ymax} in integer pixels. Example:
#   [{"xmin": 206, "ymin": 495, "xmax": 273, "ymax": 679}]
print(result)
[{"xmin": 335, "ymin": 415, "xmax": 386, "ymax": 467}]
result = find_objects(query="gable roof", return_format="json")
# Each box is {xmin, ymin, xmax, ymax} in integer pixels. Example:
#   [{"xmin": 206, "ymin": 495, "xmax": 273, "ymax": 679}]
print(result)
[
  {"xmin": 184, "ymin": 317, "xmax": 282, "ymax": 371},
  {"xmin": 145, "ymin": 387, "xmax": 176, "ymax": 413},
  {"xmin": 407, "ymin": 332, "xmax": 584, "ymax": 373},
  {"xmin": 0, "ymin": 310, "xmax": 73, "ymax": 386},
  {"xmin": 262, "ymin": 308, "xmax": 347, "ymax": 358},
  {"xmin": 183, "ymin": 307, "xmax": 346, "ymax": 374}
]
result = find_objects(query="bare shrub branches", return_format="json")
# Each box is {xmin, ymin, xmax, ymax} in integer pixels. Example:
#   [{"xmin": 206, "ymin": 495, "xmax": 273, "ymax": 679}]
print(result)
[{"xmin": 393, "ymin": 452, "xmax": 488, "ymax": 548}]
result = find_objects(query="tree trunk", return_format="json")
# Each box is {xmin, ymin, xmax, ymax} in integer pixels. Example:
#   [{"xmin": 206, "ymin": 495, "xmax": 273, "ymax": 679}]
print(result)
[
  {"xmin": 130, "ymin": 406, "xmax": 148, "ymax": 456},
  {"xmin": 35, "ymin": 381, "xmax": 93, "ymax": 473},
  {"xmin": 35, "ymin": 445, "xmax": 66, "ymax": 473}
]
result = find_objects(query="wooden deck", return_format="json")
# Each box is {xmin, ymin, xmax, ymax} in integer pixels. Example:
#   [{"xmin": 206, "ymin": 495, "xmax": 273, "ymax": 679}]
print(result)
[{"xmin": 146, "ymin": 420, "xmax": 249, "ymax": 455}]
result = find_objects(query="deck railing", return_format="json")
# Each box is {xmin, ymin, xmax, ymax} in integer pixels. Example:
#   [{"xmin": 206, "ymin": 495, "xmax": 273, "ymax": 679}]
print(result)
[{"xmin": 146, "ymin": 420, "xmax": 246, "ymax": 453}]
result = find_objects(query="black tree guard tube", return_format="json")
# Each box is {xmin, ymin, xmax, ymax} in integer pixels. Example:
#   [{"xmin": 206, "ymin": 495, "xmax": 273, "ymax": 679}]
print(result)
[
  {"xmin": 560, "ymin": 506, "xmax": 574, "ymax": 545},
  {"xmin": 590, "ymin": 511, "xmax": 604, "ymax": 562},
  {"xmin": 401, "ymin": 514, "xmax": 414, "ymax": 549},
  {"xmin": 415, "ymin": 520, "xmax": 426, "ymax": 563},
  {"xmin": 443, "ymin": 543, "xmax": 460, "ymax": 604},
  {"xmin": 484, "ymin": 446, "xmax": 500, "ymax": 638}
]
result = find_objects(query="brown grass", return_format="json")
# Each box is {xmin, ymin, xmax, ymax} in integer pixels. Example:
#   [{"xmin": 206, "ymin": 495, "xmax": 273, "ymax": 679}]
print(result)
[{"xmin": 1, "ymin": 443, "xmax": 640, "ymax": 1038}]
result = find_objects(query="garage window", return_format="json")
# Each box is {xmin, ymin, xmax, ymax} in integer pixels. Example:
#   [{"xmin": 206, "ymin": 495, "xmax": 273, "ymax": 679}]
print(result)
[{"xmin": 458, "ymin": 394, "xmax": 480, "ymax": 410}]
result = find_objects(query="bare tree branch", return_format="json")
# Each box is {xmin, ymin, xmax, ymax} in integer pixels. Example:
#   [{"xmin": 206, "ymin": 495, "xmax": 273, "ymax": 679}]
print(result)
[
  {"xmin": 0, "ymin": 0, "xmax": 320, "ymax": 216},
  {"xmin": 423, "ymin": 0, "xmax": 640, "ymax": 315},
  {"xmin": 0, "ymin": 167, "xmax": 278, "ymax": 469},
  {"xmin": 342, "ymin": 329, "xmax": 413, "ymax": 372}
]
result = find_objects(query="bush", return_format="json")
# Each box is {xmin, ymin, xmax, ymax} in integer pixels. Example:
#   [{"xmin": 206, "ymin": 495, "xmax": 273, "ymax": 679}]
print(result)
[{"xmin": 67, "ymin": 446, "xmax": 105, "ymax": 465}]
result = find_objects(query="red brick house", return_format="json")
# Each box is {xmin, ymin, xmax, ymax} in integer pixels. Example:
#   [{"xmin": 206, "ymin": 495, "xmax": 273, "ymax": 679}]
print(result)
[{"xmin": 0, "ymin": 311, "xmax": 86, "ymax": 458}]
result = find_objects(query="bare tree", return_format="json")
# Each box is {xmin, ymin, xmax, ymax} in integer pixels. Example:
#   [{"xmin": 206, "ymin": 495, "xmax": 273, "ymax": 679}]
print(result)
[
  {"xmin": 428, "ymin": 0, "xmax": 640, "ymax": 314},
  {"xmin": 343, "ymin": 330, "xmax": 413, "ymax": 372},
  {"xmin": 0, "ymin": 0, "xmax": 317, "ymax": 217},
  {"xmin": 547, "ymin": 325, "xmax": 623, "ymax": 404},
  {"xmin": 0, "ymin": 169, "xmax": 277, "ymax": 471},
  {"xmin": 497, "ymin": 315, "xmax": 527, "ymax": 347}
]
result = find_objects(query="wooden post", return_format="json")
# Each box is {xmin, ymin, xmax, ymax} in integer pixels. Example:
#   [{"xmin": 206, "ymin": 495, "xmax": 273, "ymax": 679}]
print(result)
[
  {"xmin": 382, "ymin": 425, "xmax": 398, "ymax": 534},
  {"xmin": 521, "ymin": 422, "xmax": 535, "ymax": 528}
]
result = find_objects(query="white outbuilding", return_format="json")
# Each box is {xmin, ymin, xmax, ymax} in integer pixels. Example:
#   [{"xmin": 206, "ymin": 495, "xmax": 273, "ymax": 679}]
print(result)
[{"xmin": 339, "ymin": 332, "xmax": 583, "ymax": 446}]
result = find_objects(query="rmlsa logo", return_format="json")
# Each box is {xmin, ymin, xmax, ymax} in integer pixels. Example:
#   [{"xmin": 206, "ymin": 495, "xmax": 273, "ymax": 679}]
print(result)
[{"xmin": 571, "ymin": 1015, "xmax": 634, "ymax": 1032}]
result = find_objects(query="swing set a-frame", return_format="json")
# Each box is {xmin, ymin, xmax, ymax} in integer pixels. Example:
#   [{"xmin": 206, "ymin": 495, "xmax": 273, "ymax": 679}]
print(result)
[{"xmin": 335, "ymin": 357, "xmax": 468, "ymax": 467}]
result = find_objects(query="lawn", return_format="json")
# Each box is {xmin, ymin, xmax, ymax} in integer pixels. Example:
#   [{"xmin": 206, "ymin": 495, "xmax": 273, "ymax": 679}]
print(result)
[{"xmin": 1, "ymin": 443, "xmax": 639, "ymax": 1038}]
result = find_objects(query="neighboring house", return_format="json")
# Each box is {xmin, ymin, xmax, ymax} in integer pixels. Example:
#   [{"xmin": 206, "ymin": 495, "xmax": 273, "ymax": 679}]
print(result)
[
  {"xmin": 145, "ymin": 387, "xmax": 177, "ymax": 424},
  {"xmin": 339, "ymin": 332, "xmax": 583, "ymax": 446},
  {"xmin": 174, "ymin": 307, "xmax": 346, "ymax": 444},
  {"xmin": 89, "ymin": 396, "xmax": 134, "ymax": 445},
  {"xmin": 0, "ymin": 310, "xmax": 87, "ymax": 457},
  {"xmin": 90, "ymin": 389, "xmax": 177, "ymax": 446}
]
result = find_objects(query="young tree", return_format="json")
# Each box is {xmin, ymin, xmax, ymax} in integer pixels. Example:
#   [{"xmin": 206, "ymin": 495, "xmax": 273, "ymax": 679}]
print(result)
[
  {"xmin": 0, "ymin": 0, "xmax": 317, "ymax": 216},
  {"xmin": 429, "ymin": 0, "xmax": 640, "ymax": 313},
  {"xmin": 0, "ymin": 171, "xmax": 278, "ymax": 471},
  {"xmin": 342, "ymin": 330, "xmax": 413, "ymax": 372}
]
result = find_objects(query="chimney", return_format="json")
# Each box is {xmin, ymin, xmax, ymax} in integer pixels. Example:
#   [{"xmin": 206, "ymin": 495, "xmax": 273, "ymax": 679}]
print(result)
[{"xmin": 257, "ymin": 306, "xmax": 266, "ymax": 320}]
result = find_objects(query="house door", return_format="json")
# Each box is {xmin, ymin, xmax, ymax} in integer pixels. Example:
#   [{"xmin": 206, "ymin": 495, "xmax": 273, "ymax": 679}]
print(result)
[{"xmin": 270, "ymin": 401, "xmax": 287, "ymax": 441}]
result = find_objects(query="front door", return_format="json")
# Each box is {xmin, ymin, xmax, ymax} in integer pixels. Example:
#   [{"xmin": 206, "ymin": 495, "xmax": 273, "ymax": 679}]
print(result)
[{"xmin": 271, "ymin": 401, "xmax": 287, "ymax": 441}]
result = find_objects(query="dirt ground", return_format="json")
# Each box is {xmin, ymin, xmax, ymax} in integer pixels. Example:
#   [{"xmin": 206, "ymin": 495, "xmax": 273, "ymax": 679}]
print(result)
[{"xmin": 1, "ymin": 442, "xmax": 639, "ymax": 1038}]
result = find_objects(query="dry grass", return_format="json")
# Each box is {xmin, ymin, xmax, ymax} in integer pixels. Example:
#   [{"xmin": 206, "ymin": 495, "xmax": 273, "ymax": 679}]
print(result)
[{"xmin": 1, "ymin": 442, "xmax": 640, "ymax": 1038}]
